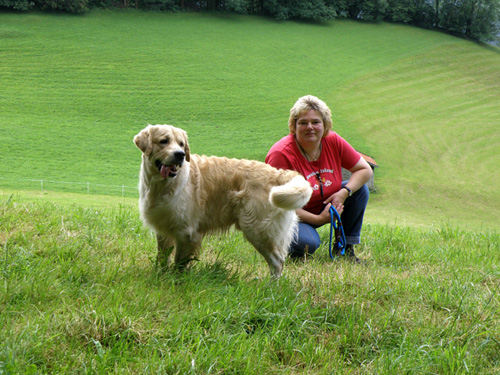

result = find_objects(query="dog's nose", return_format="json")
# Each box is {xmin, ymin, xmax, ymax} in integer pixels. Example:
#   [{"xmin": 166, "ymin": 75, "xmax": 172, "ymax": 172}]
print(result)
[{"xmin": 174, "ymin": 150, "xmax": 185, "ymax": 162}]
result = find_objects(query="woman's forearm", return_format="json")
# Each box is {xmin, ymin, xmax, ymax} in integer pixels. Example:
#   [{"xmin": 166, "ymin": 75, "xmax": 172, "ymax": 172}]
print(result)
[{"xmin": 344, "ymin": 158, "xmax": 373, "ymax": 193}]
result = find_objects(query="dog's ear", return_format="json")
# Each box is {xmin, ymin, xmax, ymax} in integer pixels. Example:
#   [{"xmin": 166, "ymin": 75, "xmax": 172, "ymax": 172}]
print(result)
[
  {"xmin": 134, "ymin": 126, "xmax": 152, "ymax": 155},
  {"xmin": 179, "ymin": 129, "xmax": 190, "ymax": 162},
  {"xmin": 184, "ymin": 138, "xmax": 191, "ymax": 162}
]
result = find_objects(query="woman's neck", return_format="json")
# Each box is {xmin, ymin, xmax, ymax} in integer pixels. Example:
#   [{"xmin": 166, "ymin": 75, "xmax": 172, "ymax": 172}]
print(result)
[{"xmin": 295, "ymin": 138, "xmax": 322, "ymax": 161}]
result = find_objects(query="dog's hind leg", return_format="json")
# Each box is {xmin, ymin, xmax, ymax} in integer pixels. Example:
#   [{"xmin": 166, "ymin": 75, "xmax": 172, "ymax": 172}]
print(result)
[
  {"xmin": 156, "ymin": 234, "xmax": 175, "ymax": 269},
  {"xmin": 265, "ymin": 250, "xmax": 286, "ymax": 278},
  {"xmin": 257, "ymin": 245, "xmax": 286, "ymax": 278},
  {"xmin": 243, "ymin": 233, "xmax": 286, "ymax": 278}
]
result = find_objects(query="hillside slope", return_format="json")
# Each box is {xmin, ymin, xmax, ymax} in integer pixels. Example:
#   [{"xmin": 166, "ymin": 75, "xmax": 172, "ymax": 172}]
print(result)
[{"xmin": 0, "ymin": 11, "xmax": 498, "ymax": 229}]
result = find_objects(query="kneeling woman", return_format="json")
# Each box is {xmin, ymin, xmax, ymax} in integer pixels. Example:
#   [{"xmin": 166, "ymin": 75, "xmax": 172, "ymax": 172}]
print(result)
[{"xmin": 265, "ymin": 95, "xmax": 373, "ymax": 262}]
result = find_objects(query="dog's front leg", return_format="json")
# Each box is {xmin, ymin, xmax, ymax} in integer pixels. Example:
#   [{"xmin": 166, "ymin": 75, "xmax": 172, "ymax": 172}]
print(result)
[
  {"xmin": 174, "ymin": 233, "xmax": 202, "ymax": 269},
  {"xmin": 156, "ymin": 234, "xmax": 175, "ymax": 269}
]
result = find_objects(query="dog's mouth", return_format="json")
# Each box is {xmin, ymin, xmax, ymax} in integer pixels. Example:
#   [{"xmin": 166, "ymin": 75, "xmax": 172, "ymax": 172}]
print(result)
[{"xmin": 155, "ymin": 160, "xmax": 181, "ymax": 179}]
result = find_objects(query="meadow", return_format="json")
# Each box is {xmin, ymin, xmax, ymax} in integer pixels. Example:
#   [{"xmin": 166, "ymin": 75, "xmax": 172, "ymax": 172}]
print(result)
[
  {"xmin": 1, "ymin": 10, "xmax": 500, "ymax": 374},
  {"xmin": 0, "ymin": 10, "xmax": 499, "ymax": 228},
  {"xmin": 1, "ymin": 198, "xmax": 499, "ymax": 374}
]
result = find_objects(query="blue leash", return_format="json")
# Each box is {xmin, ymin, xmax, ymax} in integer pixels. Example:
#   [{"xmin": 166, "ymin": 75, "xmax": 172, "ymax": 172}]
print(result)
[{"xmin": 329, "ymin": 206, "xmax": 346, "ymax": 259}]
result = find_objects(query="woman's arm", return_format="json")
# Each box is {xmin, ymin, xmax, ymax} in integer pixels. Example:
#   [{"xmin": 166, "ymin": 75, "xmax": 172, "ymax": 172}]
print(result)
[
  {"xmin": 342, "ymin": 157, "xmax": 373, "ymax": 196},
  {"xmin": 299, "ymin": 157, "xmax": 372, "ymax": 225},
  {"xmin": 296, "ymin": 205, "xmax": 332, "ymax": 226},
  {"xmin": 324, "ymin": 157, "xmax": 372, "ymax": 214}
]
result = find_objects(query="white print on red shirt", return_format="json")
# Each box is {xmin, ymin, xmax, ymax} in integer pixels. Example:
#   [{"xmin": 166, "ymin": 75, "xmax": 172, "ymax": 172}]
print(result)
[{"xmin": 308, "ymin": 168, "xmax": 334, "ymax": 193}]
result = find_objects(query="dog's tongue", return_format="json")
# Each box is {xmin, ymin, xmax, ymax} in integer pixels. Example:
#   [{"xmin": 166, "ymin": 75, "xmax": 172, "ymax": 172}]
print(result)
[{"xmin": 160, "ymin": 165, "xmax": 171, "ymax": 179}]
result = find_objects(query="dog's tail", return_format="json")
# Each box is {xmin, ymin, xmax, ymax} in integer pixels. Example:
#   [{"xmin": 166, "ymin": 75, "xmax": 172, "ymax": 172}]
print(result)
[{"xmin": 269, "ymin": 175, "xmax": 312, "ymax": 210}]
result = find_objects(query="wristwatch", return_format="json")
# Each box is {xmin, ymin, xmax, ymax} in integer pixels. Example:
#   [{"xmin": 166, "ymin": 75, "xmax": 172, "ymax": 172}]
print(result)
[{"xmin": 342, "ymin": 186, "xmax": 352, "ymax": 197}]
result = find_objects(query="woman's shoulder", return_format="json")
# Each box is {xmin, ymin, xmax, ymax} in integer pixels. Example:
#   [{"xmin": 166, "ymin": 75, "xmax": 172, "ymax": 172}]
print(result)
[
  {"xmin": 324, "ymin": 130, "xmax": 340, "ymax": 140},
  {"xmin": 268, "ymin": 134, "xmax": 296, "ymax": 152},
  {"xmin": 324, "ymin": 131, "xmax": 349, "ymax": 146},
  {"xmin": 266, "ymin": 134, "xmax": 300, "ymax": 168}
]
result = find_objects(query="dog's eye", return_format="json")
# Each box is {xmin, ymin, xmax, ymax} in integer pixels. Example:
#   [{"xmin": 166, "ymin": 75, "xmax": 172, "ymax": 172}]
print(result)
[
  {"xmin": 179, "ymin": 142, "xmax": 184, "ymax": 147},
  {"xmin": 159, "ymin": 138, "xmax": 170, "ymax": 145}
]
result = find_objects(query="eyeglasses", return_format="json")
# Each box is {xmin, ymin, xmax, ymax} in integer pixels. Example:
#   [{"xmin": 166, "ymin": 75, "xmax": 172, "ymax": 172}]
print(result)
[{"xmin": 297, "ymin": 120, "xmax": 323, "ymax": 127}]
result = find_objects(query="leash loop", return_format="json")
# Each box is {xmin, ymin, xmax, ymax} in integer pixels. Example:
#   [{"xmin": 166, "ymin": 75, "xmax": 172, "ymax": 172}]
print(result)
[{"xmin": 329, "ymin": 206, "xmax": 346, "ymax": 259}]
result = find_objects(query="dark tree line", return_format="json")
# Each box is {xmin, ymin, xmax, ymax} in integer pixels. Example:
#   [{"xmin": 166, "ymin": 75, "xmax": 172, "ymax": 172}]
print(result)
[{"xmin": 1, "ymin": 0, "xmax": 499, "ymax": 41}]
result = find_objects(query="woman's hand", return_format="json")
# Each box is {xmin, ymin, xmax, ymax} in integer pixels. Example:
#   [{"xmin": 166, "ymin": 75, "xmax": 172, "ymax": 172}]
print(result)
[
  {"xmin": 324, "ymin": 189, "xmax": 348, "ymax": 215},
  {"xmin": 317, "ymin": 203, "xmax": 333, "ymax": 224}
]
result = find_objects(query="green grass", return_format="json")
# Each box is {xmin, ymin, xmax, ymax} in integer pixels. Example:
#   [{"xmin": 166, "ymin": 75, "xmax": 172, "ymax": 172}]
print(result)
[
  {"xmin": 1, "ymin": 10, "xmax": 499, "ymax": 229},
  {"xmin": 1, "ymin": 197, "xmax": 499, "ymax": 373},
  {"xmin": 1, "ymin": 11, "xmax": 499, "ymax": 374}
]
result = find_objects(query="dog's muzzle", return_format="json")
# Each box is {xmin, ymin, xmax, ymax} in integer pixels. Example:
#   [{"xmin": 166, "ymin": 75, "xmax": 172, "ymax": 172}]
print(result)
[{"xmin": 155, "ymin": 151, "xmax": 185, "ymax": 179}]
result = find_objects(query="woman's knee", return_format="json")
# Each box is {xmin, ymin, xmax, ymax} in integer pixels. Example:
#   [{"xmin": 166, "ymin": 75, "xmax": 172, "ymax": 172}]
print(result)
[{"xmin": 290, "ymin": 223, "xmax": 321, "ymax": 257}]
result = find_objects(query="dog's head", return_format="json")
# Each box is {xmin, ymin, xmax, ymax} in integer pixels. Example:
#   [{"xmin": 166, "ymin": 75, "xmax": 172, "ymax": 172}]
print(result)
[{"xmin": 134, "ymin": 124, "xmax": 191, "ymax": 179}]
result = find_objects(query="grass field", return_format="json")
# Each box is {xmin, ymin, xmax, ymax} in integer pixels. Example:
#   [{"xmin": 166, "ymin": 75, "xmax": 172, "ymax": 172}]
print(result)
[
  {"xmin": 1, "ymin": 11, "xmax": 500, "ymax": 374},
  {"xmin": 1, "ymin": 198, "xmax": 499, "ymax": 374},
  {"xmin": 1, "ymin": 10, "xmax": 499, "ymax": 228}
]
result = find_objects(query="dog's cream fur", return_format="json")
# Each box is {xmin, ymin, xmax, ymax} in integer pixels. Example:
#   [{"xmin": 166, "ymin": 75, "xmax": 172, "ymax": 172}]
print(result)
[{"xmin": 134, "ymin": 124, "xmax": 312, "ymax": 277}]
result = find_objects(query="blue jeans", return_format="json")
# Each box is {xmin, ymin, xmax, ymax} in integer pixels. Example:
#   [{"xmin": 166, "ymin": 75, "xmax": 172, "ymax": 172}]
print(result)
[{"xmin": 289, "ymin": 183, "xmax": 370, "ymax": 257}]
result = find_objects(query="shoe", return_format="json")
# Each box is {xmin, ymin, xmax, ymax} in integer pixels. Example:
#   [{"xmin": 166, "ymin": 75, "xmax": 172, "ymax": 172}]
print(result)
[{"xmin": 338, "ymin": 245, "xmax": 364, "ymax": 265}]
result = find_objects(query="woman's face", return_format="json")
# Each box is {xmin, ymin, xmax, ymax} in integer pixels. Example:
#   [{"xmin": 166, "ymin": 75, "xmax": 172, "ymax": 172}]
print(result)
[{"xmin": 294, "ymin": 110, "xmax": 324, "ymax": 145}]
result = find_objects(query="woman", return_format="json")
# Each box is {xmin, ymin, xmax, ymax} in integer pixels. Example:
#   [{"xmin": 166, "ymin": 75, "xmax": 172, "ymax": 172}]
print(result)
[{"xmin": 265, "ymin": 95, "xmax": 373, "ymax": 262}]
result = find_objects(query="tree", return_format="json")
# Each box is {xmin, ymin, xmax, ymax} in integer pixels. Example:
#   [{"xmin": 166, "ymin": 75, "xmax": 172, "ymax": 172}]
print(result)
[
  {"xmin": 225, "ymin": 0, "xmax": 251, "ymax": 13},
  {"xmin": 333, "ymin": 0, "xmax": 388, "ymax": 20},
  {"xmin": 33, "ymin": 0, "xmax": 90, "ymax": 12},
  {"xmin": 385, "ymin": 0, "xmax": 415, "ymax": 23},
  {"xmin": 0, "ymin": 0, "xmax": 30, "ymax": 9},
  {"xmin": 439, "ymin": 0, "xmax": 500, "ymax": 40},
  {"xmin": 261, "ymin": 0, "xmax": 335, "ymax": 21},
  {"xmin": 463, "ymin": 0, "xmax": 500, "ymax": 39},
  {"xmin": 383, "ymin": 0, "xmax": 435, "ymax": 26}
]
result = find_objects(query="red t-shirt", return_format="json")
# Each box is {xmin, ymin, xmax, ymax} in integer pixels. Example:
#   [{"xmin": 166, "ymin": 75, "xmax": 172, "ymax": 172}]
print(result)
[{"xmin": 265, "ymin": 131, "xmax": 361, "ymax": 215}]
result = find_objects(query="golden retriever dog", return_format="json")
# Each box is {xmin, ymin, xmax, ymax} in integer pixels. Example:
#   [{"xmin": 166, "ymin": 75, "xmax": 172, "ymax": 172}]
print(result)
[{"xmin": 134, "ymin": 124, "xmax": 312, "ymax": 277}]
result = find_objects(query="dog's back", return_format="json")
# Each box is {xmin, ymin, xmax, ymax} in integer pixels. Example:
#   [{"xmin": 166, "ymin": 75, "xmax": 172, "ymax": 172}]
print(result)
[{"xmin": 189, "ymin": 155, "xmax": 311, "ymax": 210}]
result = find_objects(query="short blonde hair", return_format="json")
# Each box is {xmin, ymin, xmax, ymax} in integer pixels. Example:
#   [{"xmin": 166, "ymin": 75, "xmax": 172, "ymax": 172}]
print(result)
[{"xmin": 288, "ymin": 95, "xmax": 333, "ymax": 137}]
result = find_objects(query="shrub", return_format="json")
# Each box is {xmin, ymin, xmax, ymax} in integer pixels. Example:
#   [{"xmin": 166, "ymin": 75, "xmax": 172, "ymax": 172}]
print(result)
[
  {"xmin": 0, "ymin": 0, "xmax": 30, "ymax": 10},
  {"xmin": 33, "ymin": 0, "xmax": 90, "ymax": 13}
]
